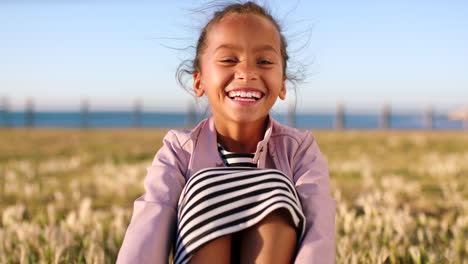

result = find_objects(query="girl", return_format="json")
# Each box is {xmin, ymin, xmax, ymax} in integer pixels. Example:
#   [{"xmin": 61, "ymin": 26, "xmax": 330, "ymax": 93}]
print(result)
[{"xmin": 117, "ymin": 2, "xmax": 336, "ymax": 263}]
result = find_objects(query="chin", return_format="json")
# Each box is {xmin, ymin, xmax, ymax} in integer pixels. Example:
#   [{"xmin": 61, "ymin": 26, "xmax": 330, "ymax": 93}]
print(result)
[{"xmin": 230, "ymin": 114, "xmax": 268, "ymax": 125}]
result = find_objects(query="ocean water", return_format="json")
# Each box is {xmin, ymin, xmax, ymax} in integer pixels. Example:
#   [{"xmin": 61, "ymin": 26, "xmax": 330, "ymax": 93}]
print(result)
[{"xmin": 0, "ymin": 111, "xmax": 465, "ymax": 130}]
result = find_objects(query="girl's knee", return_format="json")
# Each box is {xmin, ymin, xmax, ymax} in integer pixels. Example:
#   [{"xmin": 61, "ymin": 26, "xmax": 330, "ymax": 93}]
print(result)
[
  {"xmin": 189, "ymin": 235, "xmax": 232, "ymax": 264},
  {"xmin": 260, "ymin": 208, "xmax": 297, "ymax": 231},
  {"xmin": 237, "ymin": 209, "xmax": 298, "ymax": 263}
]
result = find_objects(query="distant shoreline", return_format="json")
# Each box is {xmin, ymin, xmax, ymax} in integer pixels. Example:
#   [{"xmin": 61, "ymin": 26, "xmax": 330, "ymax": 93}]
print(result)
[{"xmin": 0, "ymin": 111, "xmax": 465, "ymax": 130}]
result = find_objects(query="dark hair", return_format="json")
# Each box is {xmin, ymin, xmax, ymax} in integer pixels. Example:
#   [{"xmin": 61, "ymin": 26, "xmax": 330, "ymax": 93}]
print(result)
[{"xmin": 176, "ymin": 1, "xmax": 299, "ymax": 94}]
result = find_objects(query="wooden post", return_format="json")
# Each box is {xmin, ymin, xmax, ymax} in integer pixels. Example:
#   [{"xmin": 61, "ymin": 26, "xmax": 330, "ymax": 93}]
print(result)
[
  {"xmin": 287, "ymin": 102, "xmax": 296, "ymax": 128},
  {"xmin": 424, "ymin": 105, "xmax": 434, "ymax": 130},
  {"xmin": 335, "ymin": 103, "xmax": 344, "ymax": 130},
  {"xmin": 133, "ymin": 99, "xmax": 142, "ymax": 128},
  {"xmin": 380, "ymin": 103, "xmax": 391, "ymax": 130},
  {"xmin": 187, "ymin": 101, "xmax": 197, "ymax": 127},
  {"xmin": 80, "ymin": 98, "xmax": 89, "ymax": 129},
  {"xmin": 448, "ymin": 106, "xmax": 468, "ymax": 130},
  {"xmin": 25, "ymin": 98, "xmax": 34, "ymax": 128},
  {"xmin": 1, "ymin": 97, "xmax": 10, "ymax": 127}
]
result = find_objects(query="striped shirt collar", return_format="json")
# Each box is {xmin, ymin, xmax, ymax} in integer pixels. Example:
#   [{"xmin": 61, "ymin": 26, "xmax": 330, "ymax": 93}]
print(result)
[{"xmin": 217, "ymin": 143, "xmax": 257, "ymax": 167}]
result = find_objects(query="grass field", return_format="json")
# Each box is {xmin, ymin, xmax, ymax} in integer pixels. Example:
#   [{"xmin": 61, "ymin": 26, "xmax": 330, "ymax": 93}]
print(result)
[{"xmin": 0, "ymin": 128, "xmax": 467, "ymax": 263}]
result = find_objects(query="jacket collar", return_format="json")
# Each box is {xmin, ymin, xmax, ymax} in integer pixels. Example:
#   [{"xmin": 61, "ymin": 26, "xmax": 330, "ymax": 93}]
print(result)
[{"xmin": 253, "ymin": 116, "xmax": 272, "ymax": 166}]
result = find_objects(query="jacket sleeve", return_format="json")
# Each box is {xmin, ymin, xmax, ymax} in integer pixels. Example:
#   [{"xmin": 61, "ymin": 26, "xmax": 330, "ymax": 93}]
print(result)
[
  {"xmin": 117, "ymin": 131, "xmax": 187, "ymax": 264},
  {"xmin": 293, "ymin": 131, "xmax": 336, "ymax": 264}
]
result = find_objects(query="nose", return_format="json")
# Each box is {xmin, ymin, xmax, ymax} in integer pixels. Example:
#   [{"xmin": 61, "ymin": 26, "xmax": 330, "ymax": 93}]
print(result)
[{"xmin": 235, "ymin": 60, "xmax": 258, "ymax": 81}]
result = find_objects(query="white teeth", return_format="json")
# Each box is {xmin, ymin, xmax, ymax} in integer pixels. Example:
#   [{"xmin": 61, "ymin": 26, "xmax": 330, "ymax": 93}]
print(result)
[{"xmin": 228, "ymin": 90, "xmax": 263, "ymax": 99}]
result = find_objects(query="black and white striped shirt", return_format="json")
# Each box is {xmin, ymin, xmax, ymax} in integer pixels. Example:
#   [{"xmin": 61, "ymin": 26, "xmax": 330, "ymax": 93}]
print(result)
[
  {"xmin": 174, "ymin": 167, "xmax": 306, "ymax": 264},
  {"xmin": 217, "ymin": 143, "xmax": 257, "ymax": 168}
]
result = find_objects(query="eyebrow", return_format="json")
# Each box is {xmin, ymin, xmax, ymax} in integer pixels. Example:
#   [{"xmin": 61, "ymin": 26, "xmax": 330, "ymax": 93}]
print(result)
[{"xmin": 215, "ymin": 44, "xmax": 279, "ymax": 54}]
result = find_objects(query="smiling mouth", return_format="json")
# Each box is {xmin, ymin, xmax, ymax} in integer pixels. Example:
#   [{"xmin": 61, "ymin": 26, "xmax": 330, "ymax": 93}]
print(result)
[{"xmin": 227, "ymin": 90, "xmax": 264, "ymax": 102}]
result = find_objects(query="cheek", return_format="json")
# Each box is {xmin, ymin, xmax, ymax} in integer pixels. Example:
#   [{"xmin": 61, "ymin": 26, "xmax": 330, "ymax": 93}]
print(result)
[
  {"xmin": 207, "ymin": 68, "xmax": 231, "ymax": 86},
  {"xmin": 266, "ymin": 69, "xmax": 284, "ymax": 84}
]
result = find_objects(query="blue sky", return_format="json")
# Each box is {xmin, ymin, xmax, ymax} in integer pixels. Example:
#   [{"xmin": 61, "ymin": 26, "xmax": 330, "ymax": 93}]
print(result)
[{"xmin": 1, "ymin": 0, "xmax": 467, "ymax": 112}]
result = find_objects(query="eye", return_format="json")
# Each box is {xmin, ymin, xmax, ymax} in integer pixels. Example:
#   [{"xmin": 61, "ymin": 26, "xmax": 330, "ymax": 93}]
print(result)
[
  {"xmin": 258, "ymin": 59, "xmax": 273, "ymax": 65},
  {"xmin": 219, "ymin": 58, "xmax": 238, "ymax": 63}
]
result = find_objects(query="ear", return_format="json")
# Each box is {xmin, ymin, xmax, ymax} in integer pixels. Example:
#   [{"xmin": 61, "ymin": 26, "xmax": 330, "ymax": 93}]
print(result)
[
  {"xmin": 278, "ymin": 79, "xmax": 286, "ymax": 100},
  {"xmin": 193, "ymin": 72, "xmax": 204, "ymax": 97}
]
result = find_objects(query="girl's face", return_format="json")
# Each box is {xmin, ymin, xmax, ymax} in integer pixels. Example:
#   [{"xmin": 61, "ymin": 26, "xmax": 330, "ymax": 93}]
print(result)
[{"xmin": 193, "ymin": 13, "xmax": 286, "ymax": 127}]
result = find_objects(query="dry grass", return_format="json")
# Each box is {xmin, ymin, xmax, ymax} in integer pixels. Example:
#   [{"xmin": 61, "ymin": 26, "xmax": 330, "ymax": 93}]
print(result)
[{"xmin": 0, "ymin": 128, "xmax": 467, "ymax": 263}]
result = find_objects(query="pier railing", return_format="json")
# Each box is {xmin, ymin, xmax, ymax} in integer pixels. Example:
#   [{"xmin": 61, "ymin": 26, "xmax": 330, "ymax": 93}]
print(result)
[{"xmin": 0, "ymin": 97, "xmax": 466, "ymax": 130}]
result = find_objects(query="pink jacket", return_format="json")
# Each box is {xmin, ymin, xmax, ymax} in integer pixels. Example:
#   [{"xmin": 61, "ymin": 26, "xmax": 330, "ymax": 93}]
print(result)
[{"xmin": 117, "ymin": 116, "xmax": 336, "ymax": 264}]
